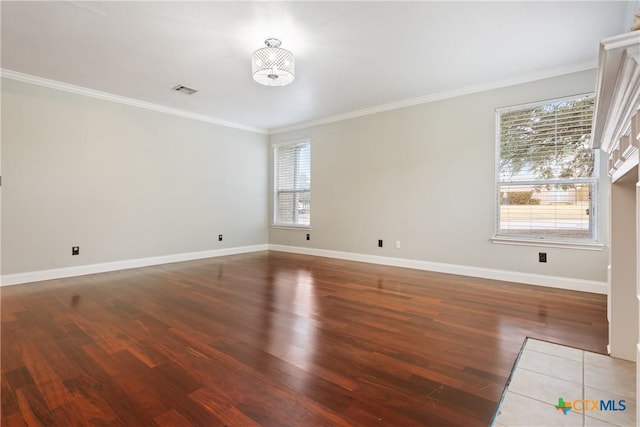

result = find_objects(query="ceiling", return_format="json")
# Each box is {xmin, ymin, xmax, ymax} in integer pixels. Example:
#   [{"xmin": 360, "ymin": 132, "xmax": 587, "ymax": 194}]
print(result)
[{"xmin": 0, "ymin": 1, "xmax": 633, "ymax": 133}]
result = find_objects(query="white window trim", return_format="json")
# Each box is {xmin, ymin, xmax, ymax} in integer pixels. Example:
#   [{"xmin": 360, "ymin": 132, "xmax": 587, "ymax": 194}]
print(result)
[
  {"xmin": 490, "ymin": 237, "xmax": 605, "ymax": 251},
  {"xmin": 272, "ymin": 138, "xmax": 311, "ymax": 228},
  {"xmin": 493, "ymin": 93, "xmax": 600, "ymax": 246},
  {"xmin": 271, "ymin": 224, "xmax": 312, "ymax": 230}
]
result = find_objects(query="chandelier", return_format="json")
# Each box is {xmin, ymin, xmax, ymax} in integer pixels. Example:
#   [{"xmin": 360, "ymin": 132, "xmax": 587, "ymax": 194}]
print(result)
[{"xmin": 251, "ymin": 38, "xmax": 295, "ymax": 86}]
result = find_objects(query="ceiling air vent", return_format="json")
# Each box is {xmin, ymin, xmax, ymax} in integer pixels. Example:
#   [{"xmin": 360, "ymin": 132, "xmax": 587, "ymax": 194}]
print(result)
[{"xmin": 172, "ymin": 85, "xmax": 197, "ymax": 95}]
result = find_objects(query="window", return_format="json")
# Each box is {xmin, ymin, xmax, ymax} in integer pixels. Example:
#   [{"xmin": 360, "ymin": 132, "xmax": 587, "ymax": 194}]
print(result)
[
  {"xmin": 495, "ymin": 94, "xmax": 597, "ymax": 243},
  {"xmin": 274, "ymin": 139, "xmax": 311, "ymax": 227}
]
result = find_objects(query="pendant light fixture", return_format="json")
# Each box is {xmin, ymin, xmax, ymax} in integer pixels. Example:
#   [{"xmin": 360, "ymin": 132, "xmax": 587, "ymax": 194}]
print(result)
[{"xmin": 252, "ymin": 38, "xmax": 295, "ymax": 86}]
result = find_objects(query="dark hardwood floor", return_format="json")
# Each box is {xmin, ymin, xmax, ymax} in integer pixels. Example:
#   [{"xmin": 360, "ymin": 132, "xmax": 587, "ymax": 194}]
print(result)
[{"xmin": 1, "ymin": 251, "xmax": 607, "ymax": 426}]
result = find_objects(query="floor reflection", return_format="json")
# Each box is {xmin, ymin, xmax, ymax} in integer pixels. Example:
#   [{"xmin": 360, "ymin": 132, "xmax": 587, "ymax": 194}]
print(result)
[{"xmin": 258, "ymin": 266, "xmax": 318, "ymax": 392}]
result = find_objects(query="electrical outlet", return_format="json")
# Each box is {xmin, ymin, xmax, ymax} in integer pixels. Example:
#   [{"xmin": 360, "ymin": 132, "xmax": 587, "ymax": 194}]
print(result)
[
  {"xmin": 72, "ymin": 246, "xmax": 79, "ymax": 256},
  {"xmin": 306, "ymin": 233, "xmax": 310, "ymax": 241},
  {"xmin": 218, "ymin": 234, "xmax": 223, "ymax": 242},
  {"xmin": 395, "ymin": 240, "xmax": 400, "ymax": 249},
  {"xmin": 378, "ymin": 239, "xmax": 383, "ymax": 248},
  {"xmin": 539, "ymin": 252, "xmax": 547, "ymax": 263}
]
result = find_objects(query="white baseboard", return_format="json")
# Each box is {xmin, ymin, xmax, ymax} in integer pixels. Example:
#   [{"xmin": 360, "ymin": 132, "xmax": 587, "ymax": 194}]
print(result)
[
  {"xmin": 268, "ymin": 244, "xmax": 608, "ymax": 294},
  {"xmin": 1, "ymin": 243, "xmax": 607, "ymax": 294},
  {"xmin": 0, "ymin": 244, "xmax": 268, "ymax": 286}
]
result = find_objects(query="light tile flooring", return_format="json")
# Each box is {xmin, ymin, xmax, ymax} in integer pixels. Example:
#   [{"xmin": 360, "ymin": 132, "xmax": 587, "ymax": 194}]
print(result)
[{"xmin": 492, "ymin": 338, "xmax": 636, "ymax": 427}]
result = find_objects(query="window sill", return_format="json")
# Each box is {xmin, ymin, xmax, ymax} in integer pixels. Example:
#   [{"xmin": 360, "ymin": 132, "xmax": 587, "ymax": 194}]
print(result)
[
  {"xmin": 491, "ymin": 237, "xmax": 605, "ymax": 251},
  {"xmin": 271, "ymin": 224, "xmax": 311, "ymax": 231}
]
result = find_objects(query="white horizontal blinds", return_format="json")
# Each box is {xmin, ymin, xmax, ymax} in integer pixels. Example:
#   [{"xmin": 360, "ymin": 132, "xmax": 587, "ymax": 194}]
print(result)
[
  {"xmin": 496, "ymin": 95, "xmax": 596, "ymax": 241},
  {"xmin": 275, "ymin": 141, "xmax": 310, "ymax": 226},
  {"xmin": 499, "ymin": 96, "xmax": 595, "ymax": 182}
]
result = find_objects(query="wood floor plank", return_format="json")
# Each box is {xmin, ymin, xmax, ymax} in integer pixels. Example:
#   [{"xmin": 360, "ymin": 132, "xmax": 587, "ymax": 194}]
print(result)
[
  {"xmin": 14, "ymin": 386, "xmax": 55, "ymax": 426},
  {"xmin": 2, "ymin": 412, "xmax": 28, "ymax": 427},
  {"xmin": 51, "ymin": 399, "xmax": 119, "ymax": 427},
  {"xmin": 1, "ymin": 372, "xmax": 20, "ymax": 419},
  {"xmin": 153, "ymin": 408, "xmax": 193, "ymax": 426},
  {"xmin": 1, "ymin": 251, "xmax": 607, "ymax": 425}
]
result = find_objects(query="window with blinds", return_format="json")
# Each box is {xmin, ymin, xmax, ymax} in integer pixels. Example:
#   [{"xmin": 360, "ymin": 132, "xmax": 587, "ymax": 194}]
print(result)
[
  {"xmin": 495, "ymin": 94, "xmax": 597, "ymax": 242},
  {"xmin": 274, "ymin": 140, "xmax": 311, "ymax": 227}
]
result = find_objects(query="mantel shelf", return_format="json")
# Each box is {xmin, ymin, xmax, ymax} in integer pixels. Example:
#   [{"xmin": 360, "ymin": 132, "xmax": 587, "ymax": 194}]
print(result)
[{"xmin": 592, "ymin": 31, "xmax": 640, "ymax": 153}]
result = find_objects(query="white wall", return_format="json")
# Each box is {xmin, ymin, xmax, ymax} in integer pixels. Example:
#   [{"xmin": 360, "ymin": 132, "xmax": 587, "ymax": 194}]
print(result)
[
  {"xmin": 1, "ymin": 78, "xmax": 268, "ymax": 276},
  {"xmin": 1, "ymin": 70, "xmax": 610, "ymax": 290},
  {"xmin": 269, "ymin": 70, "xmax": 609, "ymax": 285}
]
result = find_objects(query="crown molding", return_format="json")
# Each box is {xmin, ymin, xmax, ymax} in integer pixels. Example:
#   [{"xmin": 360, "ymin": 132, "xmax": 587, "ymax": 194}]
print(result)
[
  {"xmin": 269, "ymin": 61, "xmax": 597, "ymax": 135},
  {"xmin": 1, "ymin": 63, "xmax": 597, "ymax": 137},
  {"xmin": 0, "ymin": 69, "xmax": 268, "ymax": 135}
]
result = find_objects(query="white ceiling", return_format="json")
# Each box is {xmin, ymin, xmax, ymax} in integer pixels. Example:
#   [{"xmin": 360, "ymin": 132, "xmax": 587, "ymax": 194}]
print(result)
[{"xmin": 0, "ymin": 1, "xmax": 633, "ymax": 133}]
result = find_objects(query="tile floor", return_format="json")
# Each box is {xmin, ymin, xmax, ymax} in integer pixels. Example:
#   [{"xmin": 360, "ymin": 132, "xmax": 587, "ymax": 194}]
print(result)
[{"xmin": 492, "ymin": 338, "xmax": 636, "ymax": 427}]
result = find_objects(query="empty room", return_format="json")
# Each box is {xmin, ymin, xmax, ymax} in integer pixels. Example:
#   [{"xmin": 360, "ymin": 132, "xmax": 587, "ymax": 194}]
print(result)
[{"xmin": 1, "ymin": 1, "xmax": 639, "ymax": 426}]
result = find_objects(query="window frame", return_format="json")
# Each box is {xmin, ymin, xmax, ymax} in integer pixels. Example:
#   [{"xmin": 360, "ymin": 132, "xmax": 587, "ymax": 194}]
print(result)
[
  {"xmin": 272, "ymin": 139, "xmax": 311, "ymax": 229},
  {"xmin": 493, "ymin": 93, "xmax": 601, "ymax": 248}
]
